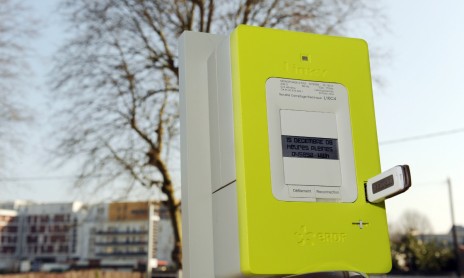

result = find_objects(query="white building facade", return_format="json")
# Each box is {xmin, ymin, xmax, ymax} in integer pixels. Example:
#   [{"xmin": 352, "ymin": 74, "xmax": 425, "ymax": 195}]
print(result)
[
  {"xmin": 19, "ymin": 202, "xmax": 83, "ymax": 265},
  {"xmin": 0, "ymin": 209, "xmax": 19, "ymax": 272},
  {"xmin": 0, "ymin": 200, "xmax": 173, "ymax": 272}
]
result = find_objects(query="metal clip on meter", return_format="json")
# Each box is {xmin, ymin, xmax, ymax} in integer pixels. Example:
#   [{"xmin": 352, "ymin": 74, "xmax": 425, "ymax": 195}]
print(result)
[{"xmin": 366, "ymin": 165, "xmax": 412, "ymax": 203}]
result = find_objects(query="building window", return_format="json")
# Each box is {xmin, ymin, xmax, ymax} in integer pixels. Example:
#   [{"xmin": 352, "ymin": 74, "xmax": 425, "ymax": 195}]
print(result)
[{"xmin": 54, "ymin": 214, "xmax": 65, "ymax": 222}]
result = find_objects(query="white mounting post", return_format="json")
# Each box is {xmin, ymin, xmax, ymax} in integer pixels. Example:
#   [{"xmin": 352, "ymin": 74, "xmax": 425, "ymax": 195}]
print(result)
[{"xmin": 179, "ymin": 31, "xmax": 227, "ymax": 278}]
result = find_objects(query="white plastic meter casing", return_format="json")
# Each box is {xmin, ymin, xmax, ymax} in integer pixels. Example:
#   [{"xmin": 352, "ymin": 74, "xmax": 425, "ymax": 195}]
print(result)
[{"xmin": 266, "ymin": 78, "xmax": 357, "ymax": 202}]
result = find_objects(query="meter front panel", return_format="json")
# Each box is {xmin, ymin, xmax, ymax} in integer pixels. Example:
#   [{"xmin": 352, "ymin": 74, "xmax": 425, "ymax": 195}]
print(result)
[{"xmin": 266, "ymin": 78, "xmax": 357, "ymax": 202}]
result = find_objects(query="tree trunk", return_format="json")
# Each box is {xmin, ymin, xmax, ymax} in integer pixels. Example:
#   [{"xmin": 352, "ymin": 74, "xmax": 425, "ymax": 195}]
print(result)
[{"xmin": 148, "ymin": 148, "xmax": 182, "ymax": 268}]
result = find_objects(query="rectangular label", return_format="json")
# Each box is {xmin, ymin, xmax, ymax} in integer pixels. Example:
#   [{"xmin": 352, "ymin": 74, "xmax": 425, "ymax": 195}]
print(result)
[
  {"xmin": 288, "ymin": 185, "xmax": 316, "ymax": 198},
  {"xmin": 372, "ymin": 175, "xmax": 394, "ymax": 194},
  {"xmin": 315, "ymin": 186, "xmax": 341, "ymax": 199},
  {"xmin": 281, "ymin": 135, "xmax": 339, "ymax": 160}
]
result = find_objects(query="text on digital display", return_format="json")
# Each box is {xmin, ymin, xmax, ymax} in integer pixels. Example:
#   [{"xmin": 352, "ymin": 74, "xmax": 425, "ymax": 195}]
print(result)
[{"xmin": 281, "ymin": 135, "xmax": 339, "ymax": 160}]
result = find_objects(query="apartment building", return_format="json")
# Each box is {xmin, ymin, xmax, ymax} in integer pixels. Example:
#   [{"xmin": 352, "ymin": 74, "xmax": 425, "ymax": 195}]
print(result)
[
  {"xmin": 0, "ymin": 200, "xmax": 173, "ymax": 272},
  {"xmin": 156, "ymin": 203, "xmax": 174, "ymax": 264},
  {"xmin": 80, "ymin": 201, "xmax": 160, "ymax": 269},
  {"xmin": 0, "ymin": 200, "xmax": 32, "ymax": 211},
  {"xmin": 19, "ymin": 202, "xmax": 83, "ymax": 265},
  {"xmin": 418, "ymin": 225, "xmax": 464, "ymax": 247},
  {"xmin": 0, "ymin": 209, "xmax": 19, "ymax": 271}
]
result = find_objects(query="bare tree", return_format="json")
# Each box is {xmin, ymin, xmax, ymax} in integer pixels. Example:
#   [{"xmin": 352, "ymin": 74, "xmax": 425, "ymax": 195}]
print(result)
[
  {"xmin": 389, "ymin": 210, "xmax": 455, "ymax": 274},
  {"xmin": 51, "ymin": 0, "xmax": 386, "ymax": 268},
  {"xmin": 394, "ymin": 210, "xmax": 434, "ymax": 235},
  {"xmin": 0, "ymin": 0, "xmax": 35, "ymax": 174}
]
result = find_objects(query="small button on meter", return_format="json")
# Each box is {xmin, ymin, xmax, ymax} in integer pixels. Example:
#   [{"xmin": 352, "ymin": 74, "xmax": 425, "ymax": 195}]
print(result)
[{"xmin": 366, "ymin": 165, "xmax": 411, "ymax": 203}]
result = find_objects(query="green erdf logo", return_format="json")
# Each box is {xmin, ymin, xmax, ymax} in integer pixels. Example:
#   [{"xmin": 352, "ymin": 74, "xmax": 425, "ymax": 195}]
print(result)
[{"xmin": 295, "ymin": 225, "xmax": 347, "ymax": 246}]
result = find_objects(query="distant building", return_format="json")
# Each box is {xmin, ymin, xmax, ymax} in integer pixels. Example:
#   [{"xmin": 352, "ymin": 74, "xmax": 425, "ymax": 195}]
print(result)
[
  {"xmin": 19, "ymin": 202, "xmax": 83, "ymax": 266},
  {"xmin": 418, "ymin": 225, "xmax": 464, "ymax": 247},
  {"xmin": 77, "ymin": 203, "xmax": 108, "ymax": 267},
  {"xmin": 156, "ymin": 203, "xmax": 174, "ymax": 264},
  {"xmin": 0, "ymin": 200, "xmax": 173, "ymax": 272},
  {"xmin": 79, "ymin": 201, "xmax": 161, "ymax": 270},
  {"xmin": 0, "ymin": 209, "xmax": 19, "ymax": 272},
  {"xmin": 0, "ymin": 200, "xmax": 33, "ymax": 211}
]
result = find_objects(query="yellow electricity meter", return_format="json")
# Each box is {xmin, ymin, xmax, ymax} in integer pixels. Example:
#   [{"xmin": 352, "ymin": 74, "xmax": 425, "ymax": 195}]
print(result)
[
  {"xmin": 181, "ymin": 24, "xmax": 412, "ymax": 278},
  {"xmin": 206, "ymin": 25, "xmax": 391, "ymax": 277}
]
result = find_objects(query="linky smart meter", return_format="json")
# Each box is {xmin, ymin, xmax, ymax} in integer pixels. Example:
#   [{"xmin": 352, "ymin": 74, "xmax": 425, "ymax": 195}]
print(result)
[{"xmin": 190, "ymin": 25, "xmax": 411, "ymax": 277}]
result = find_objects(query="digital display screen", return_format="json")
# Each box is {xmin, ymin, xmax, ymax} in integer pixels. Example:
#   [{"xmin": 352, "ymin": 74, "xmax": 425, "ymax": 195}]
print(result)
[{"xmin": 281, "ymin": 135, "xmax": 339, "ymax": 160}]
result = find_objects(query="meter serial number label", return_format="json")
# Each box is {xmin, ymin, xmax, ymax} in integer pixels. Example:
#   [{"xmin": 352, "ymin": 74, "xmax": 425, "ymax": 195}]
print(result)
[{"xmin": 281, "ymin": 135, "xmax": 339, "ymax": 160}]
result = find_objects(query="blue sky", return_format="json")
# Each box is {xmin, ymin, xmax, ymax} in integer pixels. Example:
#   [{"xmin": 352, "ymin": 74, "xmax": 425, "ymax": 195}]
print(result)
[
  {"xmin": 370, "ymin": 0, "xmax": 464, "ymax": 233},
  {"xmin": 2, "ymin": 0, "xmax": 464, "ymax": 234}
]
